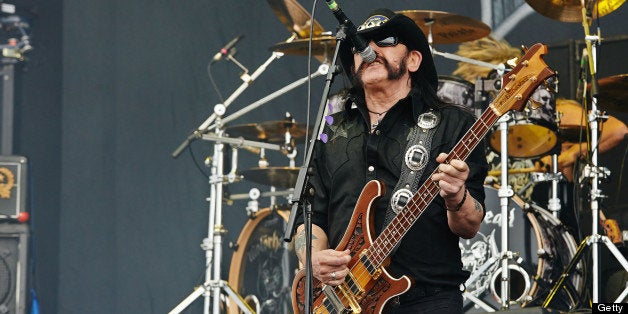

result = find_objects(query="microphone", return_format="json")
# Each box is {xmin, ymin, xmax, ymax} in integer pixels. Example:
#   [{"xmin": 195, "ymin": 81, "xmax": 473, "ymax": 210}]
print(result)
[
  {"xmin": 324, "ymin": 0, "xmax": 376, "ymax": 64},
  {"xmin": 575, "ymin": 48, "xmax": 588, "ymax": 102},
  {"xmin": 212, "ymin": 34, "xmax": 244, "ymax": 62}
]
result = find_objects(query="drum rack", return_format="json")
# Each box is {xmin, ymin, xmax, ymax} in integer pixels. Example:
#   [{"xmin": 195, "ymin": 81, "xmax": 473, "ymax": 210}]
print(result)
[{"xmin": 169, "ymin": 38, "xmax": 326, "ymax": 312}]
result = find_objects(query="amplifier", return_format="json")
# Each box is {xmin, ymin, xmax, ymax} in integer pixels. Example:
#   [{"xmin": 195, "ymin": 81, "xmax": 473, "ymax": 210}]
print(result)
[{"xmin": 0, "ymin": 156, "xmax": 28, "ymax": 220}]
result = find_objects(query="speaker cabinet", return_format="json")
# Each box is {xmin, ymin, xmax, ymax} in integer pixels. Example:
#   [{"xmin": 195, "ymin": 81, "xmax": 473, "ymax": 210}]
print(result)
[
  {"xmin": 0, "ymin": 156, "xmax": 28, "ymax": 219},
  {"xmin": 0, "ymin": 223, "xmax": 28, "ymax": 314}
]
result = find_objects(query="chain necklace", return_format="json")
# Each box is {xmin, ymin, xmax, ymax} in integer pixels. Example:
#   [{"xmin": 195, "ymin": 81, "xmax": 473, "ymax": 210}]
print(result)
[{"xmin": 368, "ymin": 108, "xmax": 391, "ymax": 130}]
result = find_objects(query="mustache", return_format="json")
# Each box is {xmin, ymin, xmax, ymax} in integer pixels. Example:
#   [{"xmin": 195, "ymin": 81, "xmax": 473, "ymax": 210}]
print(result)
[{"xmin": 355, "ymin": 55, "xmax": 385, "ymax": 74}]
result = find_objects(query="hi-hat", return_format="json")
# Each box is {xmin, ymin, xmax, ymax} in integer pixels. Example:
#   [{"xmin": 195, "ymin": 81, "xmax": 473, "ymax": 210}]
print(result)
[
  {"xmin": 240, "ymin": 167, "xmax": 299, "ymax": 188},
  {"xmin": 267, "ymin": 0, "xmax": 325, "ymax": 38},
  {"xmin": 396, "ymin": 10, "xmax": 491, "ymax": 44},
  {"xmin": 269, "ymin": 36, "xmax": 336, "ymax": 57},
  {"xmin": 589, "ymin": 73, "xmax": 628, "ymax": 112},
  {"xmin": 525, "ymin": 0, "xmax": 626, "ymax": 23},
  {"xmin": 224, "ymin": 120, "xmax": 312, "ymax": 144}
]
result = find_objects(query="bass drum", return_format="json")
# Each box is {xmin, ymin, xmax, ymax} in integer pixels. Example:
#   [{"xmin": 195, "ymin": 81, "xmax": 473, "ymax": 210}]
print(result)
[
  {"xmin": 228, "ymin": 207, "xmax": 298, "ymax": 314},
  {"xmin": 460, "ymin": 185, "xmax": 584, "ymax": 312}
]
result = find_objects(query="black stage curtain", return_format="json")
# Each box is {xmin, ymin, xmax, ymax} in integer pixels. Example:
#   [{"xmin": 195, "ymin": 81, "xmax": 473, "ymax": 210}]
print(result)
[{"xmin": 11, "ymin": 0, "xmax": 628, "ymax": 312}]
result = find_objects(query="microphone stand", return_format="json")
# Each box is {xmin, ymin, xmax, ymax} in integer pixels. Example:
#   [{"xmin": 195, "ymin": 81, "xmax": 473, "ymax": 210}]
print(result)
[
  {"xmin": 171, "ymin": 51, "xmax": 283, "ymax": 158},
  {"xmin": 283, "ymin": 26, "xmax": 346, "ymax": 314}
]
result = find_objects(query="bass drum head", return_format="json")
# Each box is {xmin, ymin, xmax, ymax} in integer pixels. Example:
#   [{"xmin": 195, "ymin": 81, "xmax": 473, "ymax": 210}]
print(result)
[
  {"xmin": 228, "ymin": 207, "xmax": 298, "ymax": 314},
  {"xmin": 460, "ymin": 185, "xmax": 584, "ymax": 312}
]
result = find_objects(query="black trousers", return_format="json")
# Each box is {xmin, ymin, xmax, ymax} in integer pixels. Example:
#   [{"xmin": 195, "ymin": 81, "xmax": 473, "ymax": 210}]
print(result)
[{"xmin": 390, "ymin": 286, "xmax": 463, "ymax": 314}]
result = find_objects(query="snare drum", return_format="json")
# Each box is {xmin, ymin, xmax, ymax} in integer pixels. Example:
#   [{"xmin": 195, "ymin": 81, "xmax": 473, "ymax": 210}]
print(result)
[
  {"xmin": 460, "ymin": 185, "xmax": 583, "ymax": 311},
  {"xmin": 437, "ymin": 75, "xmax": 475, "ymax": 111},
  {"xmin": 228, "ymin": 207, "xmax": 298, "ymax": 314},
  {"xmin": 489, "ymin": 77, "xmax": 560, "ymax": 158}
]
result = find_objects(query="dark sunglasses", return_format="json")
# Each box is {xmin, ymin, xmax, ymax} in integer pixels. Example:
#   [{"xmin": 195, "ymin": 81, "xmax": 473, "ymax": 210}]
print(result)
[
  {"xmin": 373, "ymin": 36, "xmax": 399, "ymax": 47},
  {"xmin": 352, "ymin": 36, "xmax": 400, "ymax": 53}
]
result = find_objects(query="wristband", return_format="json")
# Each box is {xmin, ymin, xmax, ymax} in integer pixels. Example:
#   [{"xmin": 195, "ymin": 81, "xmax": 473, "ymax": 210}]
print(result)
[{"xmin": 447, "ymin": 186, "xmax": 467, "ymax": 212}]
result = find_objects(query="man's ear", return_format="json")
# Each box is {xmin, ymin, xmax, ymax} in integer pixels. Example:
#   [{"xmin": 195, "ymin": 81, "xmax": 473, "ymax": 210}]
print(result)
[{"xmin": 407, "ymin": 50, "xmax": 422, "ymax": 72}]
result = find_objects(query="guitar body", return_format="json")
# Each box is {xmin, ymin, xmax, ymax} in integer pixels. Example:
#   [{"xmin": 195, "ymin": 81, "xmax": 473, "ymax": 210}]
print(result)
[{"xmin": 291, "ymin": 180, "xmax": 411, "ymax": 314}]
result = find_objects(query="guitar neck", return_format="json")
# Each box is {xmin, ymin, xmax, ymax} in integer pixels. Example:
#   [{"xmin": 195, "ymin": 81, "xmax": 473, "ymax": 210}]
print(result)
[{"xmin": 367, "ymin": 107, "xmax": 501, "ymax": 267}]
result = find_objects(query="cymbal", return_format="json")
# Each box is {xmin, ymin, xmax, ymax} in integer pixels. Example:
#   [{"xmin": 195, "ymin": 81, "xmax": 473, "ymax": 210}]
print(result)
[
  {"xmin": 589, "ymin": 74, "xmax": 628, "ymax": 112},
  {"xmin": 224, "ymin": 120, "xmax": 312, "ymax": 144},
  {"xmin": 525, "ymin": 0, "xmax": 626, "ymax": 23},
  {"xmin": 396, "ymin": 10, "xmax": 491, "ymax": 44},
  {"xmin": 240, "ymin": 167, "xmax": 299, "ymax": 188},
  {"xmin": 269, "ymin": 36, "xmax": 336, "ymax": 57},
  {"xmin": 267, "ymin": 0, "xmax": 325, "ymax": 38}
]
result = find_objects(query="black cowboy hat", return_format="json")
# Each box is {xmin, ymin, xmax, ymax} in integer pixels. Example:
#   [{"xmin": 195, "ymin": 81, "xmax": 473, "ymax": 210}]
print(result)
[{"xmin": 338, "ymin": 8, "xmax": 438, "ymax": 91}]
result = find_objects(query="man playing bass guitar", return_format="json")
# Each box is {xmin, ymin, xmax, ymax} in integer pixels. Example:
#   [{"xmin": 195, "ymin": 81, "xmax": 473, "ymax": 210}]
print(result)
[{"xmin": 293, "ymin": 8, "xmax": 489, "ymax": 313}]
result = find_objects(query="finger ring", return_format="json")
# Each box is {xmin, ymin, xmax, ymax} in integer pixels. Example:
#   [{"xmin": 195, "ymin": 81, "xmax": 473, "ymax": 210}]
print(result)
[{"xmin": 330, "ymin": 272, "xmax": 336, "ymax": 280}]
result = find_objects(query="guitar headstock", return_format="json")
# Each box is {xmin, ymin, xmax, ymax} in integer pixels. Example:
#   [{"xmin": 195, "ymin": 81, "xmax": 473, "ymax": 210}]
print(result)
[{"xmin": 490, "ymin": 43, "xmax": 555, "ymax": 117}]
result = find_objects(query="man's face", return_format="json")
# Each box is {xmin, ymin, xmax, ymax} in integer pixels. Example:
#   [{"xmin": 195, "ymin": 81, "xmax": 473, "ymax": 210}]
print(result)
[{"xmin": 352, "ymin": 37, "xmax": 412, "ymax": 88}]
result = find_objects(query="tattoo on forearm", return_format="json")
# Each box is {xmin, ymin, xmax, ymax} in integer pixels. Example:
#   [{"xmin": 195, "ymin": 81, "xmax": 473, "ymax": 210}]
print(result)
[
  {"xmin": 295, "ymin": 232, "xmax": 317, "ymax": 255},
  {"xmin": 474, "ymin": 199, "xmax": 483, "ymax": 212}
]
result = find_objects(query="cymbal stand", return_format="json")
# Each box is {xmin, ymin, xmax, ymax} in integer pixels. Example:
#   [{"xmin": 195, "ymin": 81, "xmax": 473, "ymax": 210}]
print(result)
[
  {"xmin": 579, "ymin": 2, "xmax": 628, "ymax": 303},
  {"xmin": 544, "ymin": 3, "xmax": 628, "ymax": 306},
  {"xmin": 171, "ymin": 51, "xmax": 282, "ymax": 158},
  {"xmin": 205, "ymin": 63, "xmax": 329, "ymax": 132},
  {"xmin": 169, "ymin": 114, "xmax": 255, "ymax": 314},
  {"xmin": 169, "ymin": 131, "xmax": 283, "ymax": 314},
  {"xmin": 462, "ymin": 113, "xmax": 516, "ymax": 311},
  {"xmin": 496, "ymin": 113, "xmax": 516, "ymax": 309}
]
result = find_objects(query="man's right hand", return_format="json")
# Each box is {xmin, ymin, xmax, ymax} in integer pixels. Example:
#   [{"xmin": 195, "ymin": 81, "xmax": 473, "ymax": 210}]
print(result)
[{"xmin": 312, "ymin": 249, "xmax": 351, "ymax": 286}]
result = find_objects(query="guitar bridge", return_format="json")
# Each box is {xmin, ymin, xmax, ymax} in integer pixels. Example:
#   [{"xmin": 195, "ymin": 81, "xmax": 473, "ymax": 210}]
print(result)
[{"xmin": 322, "ymin": 284, "xmax": 361, "ymax": 313}]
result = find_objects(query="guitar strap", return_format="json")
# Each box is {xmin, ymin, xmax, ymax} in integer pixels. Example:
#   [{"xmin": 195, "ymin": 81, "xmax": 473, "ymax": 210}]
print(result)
[{"xmin": 383, "ymin": 109, "xmax": 441, "ymax": 253}]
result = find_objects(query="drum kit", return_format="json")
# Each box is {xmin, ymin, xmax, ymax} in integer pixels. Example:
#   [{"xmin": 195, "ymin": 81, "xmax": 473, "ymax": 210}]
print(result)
[{"xmin": 168, "ymin": 0, "xmax": 628, "ymax": 313}]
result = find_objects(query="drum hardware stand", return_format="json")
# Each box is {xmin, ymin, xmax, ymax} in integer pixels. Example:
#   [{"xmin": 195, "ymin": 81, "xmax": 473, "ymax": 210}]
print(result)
[
  {"xmin": 169, "ymin": 112, "xmax": 254, "ymax": 314},
  {"xmin": 205, "ymin": 64, "xmax": 329, "ymax": 132},
  {"xmin": 171, "ymin": 51, "xmax": 283, "ymax": 159},
  {"xmin": 496, "ymin": 113, "xmax": 518, "ymax": 309},
  {"xmin": 463, "ymin": 234, "xmax": 501, "ymax": 312},
  {"xmin": 543, "ymin": 2, "xmax": 628, "ymax": 306},
  {"xmin": 170, "ymin": 118, "xmax": 284, "ymax": 314},
  {"xmin": 464, "ymin": 113, "xmax": 522, "ymax": 311},
  {"xmin": 547, "ymin": 154, "xmax": 562, "ymax": 219}
]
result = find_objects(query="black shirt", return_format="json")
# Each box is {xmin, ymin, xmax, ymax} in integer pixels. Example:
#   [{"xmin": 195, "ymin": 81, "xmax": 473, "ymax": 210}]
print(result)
[{"xmin": 301, "ymin": 88, "xmax": 488, "ymax": 288}]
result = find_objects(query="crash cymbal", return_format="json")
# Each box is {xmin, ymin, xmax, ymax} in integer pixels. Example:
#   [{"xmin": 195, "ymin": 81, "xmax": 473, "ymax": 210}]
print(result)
[
  {"xmin": 396, "ymin": 10, "xmax": 491, "ymax": 44},
  {"xmin": 267, "ymin": 0, "xmax": 325, "ymax": 38},
  {"xmin": 589, "ymin": 74, "xmax": 628, "ymax": 112},
  {"xmin": 240, "ymin": 167, "xmax": 299, "ymax": 188},
  {"xmin": 269, "ymin": 36, "xmax": 336, "ymax": 57},
  {"xmin": 224, "ymin": 120, "xmax": 312, "ymax": 144},
  {"xmin": 525, "ymin": 0, "xmax": 625, "ymax": 23}
]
